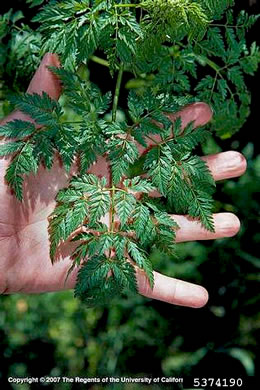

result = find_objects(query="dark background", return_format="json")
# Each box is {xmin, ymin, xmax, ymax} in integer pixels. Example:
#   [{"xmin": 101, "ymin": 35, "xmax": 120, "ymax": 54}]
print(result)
[{"xmin": 0, "ymin": 1, "xmax": 259, "ymax": 389}]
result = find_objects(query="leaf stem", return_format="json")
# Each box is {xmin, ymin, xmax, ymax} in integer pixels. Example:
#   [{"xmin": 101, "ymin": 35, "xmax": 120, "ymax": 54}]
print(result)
[
  {"xmin": 110, "ymin": 185, "xmax": 116, "ymax": 233},
  {"xmin": 105, "ymin": 187, "xmax": 126, "ymax": 193},
  {"xmin": 210, "ymin": 23, "xmax": 242, "ymax": 29},
  {"xmin": 112, "ymin": 63, "xmax": 124, "ymax": 122},
  {"xmin": 63, "ymin": 121, "xmax": 83, "ymax": 124},
  {"xmin": 146, "ymin": 135, "xmax": 160, "ymax": 145}
]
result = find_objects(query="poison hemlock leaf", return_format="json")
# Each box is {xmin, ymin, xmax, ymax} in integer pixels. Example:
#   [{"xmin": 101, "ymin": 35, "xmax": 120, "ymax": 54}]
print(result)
[
  {"xmin": 0, "ymin": 120, "xmax": 36, "ymax": 139},
  {"xmin": 74, "ymin": 256, "xmax": 137, "ymax": 307},
  {"xmin": 9, "ymin": 92, "xmax": 62, "ymax": 129},
  {"xmin": 0, "ymin": 141, "xmax": 25, "ymax": 157},
  {"xmin": 5, "ymin": 143, "xmax": 38, "ymax": 201},
  {"xmin": 0, "ymin": 0, "xmax": 259, "ymax": 306},
  {"xmin": 144, "ymin": 144, "xmax": 173, "ymax": 197},
  {"xmin": 49, "ymin": 198, "xmax": 88, "ymax": 262},
  {"xmin": 115, "ymin": 192, "xmax": 136, "ymax": 227}
]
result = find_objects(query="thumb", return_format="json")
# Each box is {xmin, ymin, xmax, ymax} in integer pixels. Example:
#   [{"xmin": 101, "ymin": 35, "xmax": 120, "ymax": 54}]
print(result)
[
  {"xmin": 27, "ymin": 53, "xmax": 62, "ymax": 99},
  {"xmin": 0, "ymin": 53, "xmax": 62, "ymax": 126}
]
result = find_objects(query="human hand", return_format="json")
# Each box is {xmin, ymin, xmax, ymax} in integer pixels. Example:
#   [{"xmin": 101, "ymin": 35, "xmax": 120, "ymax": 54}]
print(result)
[{"xmin": 0, "ymin": 54, "xmax": 246, "ymax": 307}]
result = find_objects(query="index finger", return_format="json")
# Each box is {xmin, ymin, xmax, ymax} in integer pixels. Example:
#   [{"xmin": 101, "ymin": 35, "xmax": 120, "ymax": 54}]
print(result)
[{"xmin": 0, "ymin": 53, "xmax": 62, "ymax": 126}]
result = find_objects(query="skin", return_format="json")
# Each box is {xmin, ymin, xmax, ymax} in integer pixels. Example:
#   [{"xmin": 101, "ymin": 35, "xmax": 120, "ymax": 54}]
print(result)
[{"xmin": 0, "ymin": 54, "xmax": 247, "ymax": 308}]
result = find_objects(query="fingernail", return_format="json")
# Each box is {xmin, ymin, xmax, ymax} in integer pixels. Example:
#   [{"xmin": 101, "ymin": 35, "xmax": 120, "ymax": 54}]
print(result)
[
  {"xmin": 215, "ymin": 213, "xmax": 241, "ymax": 237},
  {"xmin": 213, "ymin": 151, "xmax": 247, "ymax": 180},
  {"xmin": 193, "ymin": 286, "xmax": 209, "ymax": 308},
  {"xmin": 176, "ymin": 282, "xmax": 209, "ymax": 308}
]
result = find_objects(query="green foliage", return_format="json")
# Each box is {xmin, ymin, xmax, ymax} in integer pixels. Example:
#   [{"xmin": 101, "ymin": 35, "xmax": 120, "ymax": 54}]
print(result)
[
  {"xmin": 26, "ymin": 0, "xmax": 46, "ymax": 7},
  {"xmin": 141, "ymin": 0, "xmax": 210, "ymax": 40},
  {"xmin": 0, "ymin": 9, "xmax": 41, "ymax": 96},
  {"xmin": 0, "ymin": 0, "xmax": 259, "ymax": 306},
  {"xmin": 48, "ymin": 169, "xmax": 177, "ymax": 305}
]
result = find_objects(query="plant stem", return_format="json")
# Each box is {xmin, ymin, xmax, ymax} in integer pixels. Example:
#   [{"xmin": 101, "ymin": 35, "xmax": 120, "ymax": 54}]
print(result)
[
  {"xmin": 114, "ymin": 3, "xmax": 139, "ymax": 8},
  {"xmin": 112, "ymin": 63, "xmax": 124, "ymax": 122},
  {"xmin": 90, "ymin": 55, "xmax": 109, "ymax": 67},
  {"xmin": 63, "ymin": 121, "xmax": 83, "ymax": 124},
  {"xmin": 210, "ymin": 72, "xmax": 218, "ymax": 100}
]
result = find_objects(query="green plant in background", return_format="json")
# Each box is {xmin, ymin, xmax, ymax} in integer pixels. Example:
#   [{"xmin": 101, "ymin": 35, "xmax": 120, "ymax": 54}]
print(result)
[
  {"xmin": 0, "ymin": 9, "xmax": 41, "ymax": 95},
  {"xmin": 0, "ymin": 0, "xmax": 259, "ymax": 306}
]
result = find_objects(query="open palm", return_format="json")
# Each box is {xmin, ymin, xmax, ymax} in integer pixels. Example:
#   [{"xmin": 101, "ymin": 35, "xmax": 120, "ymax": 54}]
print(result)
[{"xmin": 0, "ymin": 54, "xmax": 246, "ymax": 307}]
